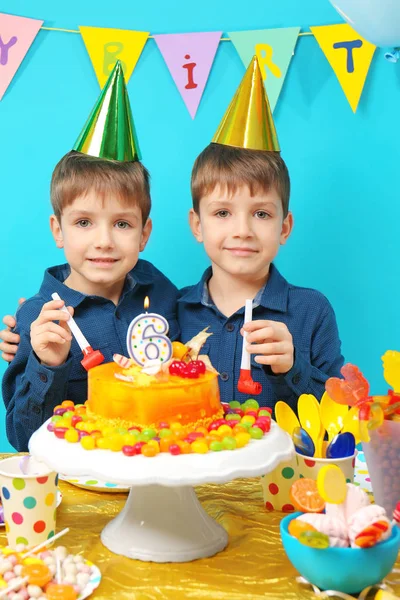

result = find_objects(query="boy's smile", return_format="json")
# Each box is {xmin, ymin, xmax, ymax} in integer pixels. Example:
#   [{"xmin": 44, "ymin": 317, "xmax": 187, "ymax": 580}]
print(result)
[
  {"xmin": 50, "ymin": 191, "xmax": 152, "ymax": 302},
  {"xmin": 190, "ymin": 184, "xmax": 293, "ymax": 283}
]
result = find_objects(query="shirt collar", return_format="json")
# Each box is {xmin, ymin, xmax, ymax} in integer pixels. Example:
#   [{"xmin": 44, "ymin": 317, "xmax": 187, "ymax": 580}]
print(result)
[
  {"xmin": 178, "ymin": 263, "xmax": 289, "ymax": 313},
  {"xmin": 39, "ymin": 260, "xmax": 153, "ymax": 307}
]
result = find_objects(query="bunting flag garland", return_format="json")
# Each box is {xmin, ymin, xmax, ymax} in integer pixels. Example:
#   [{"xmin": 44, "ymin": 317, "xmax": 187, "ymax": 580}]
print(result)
[
  {"xmin": 0, "ymin": 13, "xmax": 43, "ymax": 100},
  {"xmin": 310, "ymin": 24, "xmax": 376, "ymax": 112},
  {"xmin": 229, "ymin": 27, "xmax": 300, "ymax": 112},
  {"xmin": 153, "ymin": 31, "xmax": 222, "ymax": 118},
  {"xmin": 79, "ymin": 26, "xmax": 149, "ymax": 88},
  {"xmin": 0, "ymin": 11, "xmax": 383, "ymax": 114}
]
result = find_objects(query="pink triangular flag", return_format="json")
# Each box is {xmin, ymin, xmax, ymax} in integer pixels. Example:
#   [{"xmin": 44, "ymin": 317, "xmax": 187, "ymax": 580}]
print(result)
[
  {"xmin": 0, "ymin": 13, "xmax": 43, "ymax": 100},
  {"xmin": 153, "ymin": 31, "xmax": 222, "ymax": 118}
]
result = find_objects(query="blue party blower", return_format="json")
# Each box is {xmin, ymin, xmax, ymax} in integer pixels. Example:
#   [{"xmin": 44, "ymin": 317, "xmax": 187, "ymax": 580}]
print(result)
[{"xmin": 280, "ymin": 512, "xmax": 400, "ymax": 594}]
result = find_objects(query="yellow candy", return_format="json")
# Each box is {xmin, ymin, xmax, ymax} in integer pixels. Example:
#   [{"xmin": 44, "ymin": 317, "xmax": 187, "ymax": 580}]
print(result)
[
  {"xmin": 108, "ymin": 435, "xmax": 124, "ymax": 452},
  {"xmin": 170, "ymin": 422, "xmax": 183, "ymax": 431},
  {"xmin": 59, "ymin": 417, "xmax": 72, "ymax": 428},
  {"xmin": 317, "ymin": 464, "xmax": 347, "ymax": 504},
  {"xmin": 96, "ymin": 437, "xmax": 110, "ymax": 450},
  {"xmin": 103, "ymin": 426, "xmax": 117, "ymax": 437},
  {"xmin": 147, "ymin": 440, "xmax": 160, "ymax": 453},
  {"xmin": 235, "ymin": 432, "xmax": 251, "ymax": 448},
  {"xmin": 217, "ymin": 425, "xmax": 233, "ymax": 436},
  {"xmin": 80, "ymin": 436, "xmax": 96, "ymax": 450},
  {"xmin": 65, "ymin": 429, "xmax": 79, "ymax": 443},
  {"xmin": 191, "ymin": 441, "xmax": 209, "ymax": 454},
  {"xmin": 241, "ymin": 415, "xmax": 256, "ymax": 425},
  {"xmin": 75, "ymin": 422, "xmax": 88, "ymax": 431},
  {"xmin": 122, "ymin": 433, "xmax": 138, "ymax": 446}
]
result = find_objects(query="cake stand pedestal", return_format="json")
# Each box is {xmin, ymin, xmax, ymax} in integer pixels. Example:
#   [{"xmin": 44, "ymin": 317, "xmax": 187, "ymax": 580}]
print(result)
[{"xmin": 29, "ymin": 421, "xmax": 294, "ymax": 563}]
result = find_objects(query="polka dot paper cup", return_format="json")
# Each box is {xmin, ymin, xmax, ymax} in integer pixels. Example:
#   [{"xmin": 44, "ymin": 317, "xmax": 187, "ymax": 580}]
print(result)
[
  {"xmin": 296, "ymin": 451, "xmax": 356, "ymax": 484},
  {"xmin": 261, "ymin": 456, "xmax": 299, "ymax": 512},
  {"xmin": 0, "ymin": 456, "xmax": 58, "ymax": 550}
]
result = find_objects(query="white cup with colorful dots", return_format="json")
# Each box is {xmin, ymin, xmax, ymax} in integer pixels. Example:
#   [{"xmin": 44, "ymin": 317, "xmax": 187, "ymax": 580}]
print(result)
[
  {"xmin": 0, "ymin": 456, "xmax": 58, "ymax": 549},
  {"xmin": 261, "ymin": 456, "xmax": 299, "ymax": 512}
]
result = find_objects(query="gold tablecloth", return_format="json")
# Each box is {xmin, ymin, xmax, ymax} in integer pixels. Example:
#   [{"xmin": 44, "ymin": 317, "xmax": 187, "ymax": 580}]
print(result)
[{"xmin": 0, "ymin": 456, "xmax": 399, "ymax": 600}]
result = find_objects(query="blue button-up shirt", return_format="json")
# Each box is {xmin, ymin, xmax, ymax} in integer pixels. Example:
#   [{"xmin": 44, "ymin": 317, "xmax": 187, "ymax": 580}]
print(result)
[
  {"xmin": 2, "ymin": 260, "xmax": 180, "ymax": 451},
  {"xmin": 178, "ymin": 264, "xmax": 344, "ymax": 411}
]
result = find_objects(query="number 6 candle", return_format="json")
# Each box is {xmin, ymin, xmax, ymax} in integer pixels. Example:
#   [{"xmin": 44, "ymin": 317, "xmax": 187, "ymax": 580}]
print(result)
[
  {"xmin": 126, "ymin": 296, "xmax": 173, "ymax": 366},
  {"xmin": 237, "ymin": 299, "xmax": 262, "ymax": 395}
]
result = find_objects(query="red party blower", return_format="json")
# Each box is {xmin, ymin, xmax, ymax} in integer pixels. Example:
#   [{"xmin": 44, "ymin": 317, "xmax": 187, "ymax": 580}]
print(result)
[
  {"xmin": 237, "ymin": 299, "xmax": 262, "ymax": 396},
  {"xmin": 51, "ymin": 292, "xmax": 104, "ymax": 371}
]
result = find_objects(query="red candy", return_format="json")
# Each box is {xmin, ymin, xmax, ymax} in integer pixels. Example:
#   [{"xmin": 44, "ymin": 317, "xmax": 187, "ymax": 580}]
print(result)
[
  {"xmin": 133, "ymin": 442, "xmax": 146, "ymax": 455},
  {"xmin": 71, "ymin": 415, "xmax": 83, "ymax": 427},
  {"xmin": 54, "ymin": 427, "xmax": 68, "ymax": 439},
  {"xmin": 234, "ymin": 408, "xmax": 245, "ymax": 417},
  {"xmin": 122, "ymin": 445, "xmax": 136, "ymax": 457},
  {"xmin": 169, "ymin": 444, "xmax": 182, "ymax": 455}
]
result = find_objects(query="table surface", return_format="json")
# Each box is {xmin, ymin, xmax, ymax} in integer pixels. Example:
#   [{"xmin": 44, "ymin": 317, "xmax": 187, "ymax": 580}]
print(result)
[{"xmin": 0, "ymin": 455, "xmax": 399, "ymax": 600}]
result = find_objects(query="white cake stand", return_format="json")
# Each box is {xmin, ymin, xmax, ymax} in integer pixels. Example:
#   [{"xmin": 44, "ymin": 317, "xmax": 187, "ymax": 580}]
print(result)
[{"xmin": 29, "ymin": 420, "xmax": 294, "ymax": 563}]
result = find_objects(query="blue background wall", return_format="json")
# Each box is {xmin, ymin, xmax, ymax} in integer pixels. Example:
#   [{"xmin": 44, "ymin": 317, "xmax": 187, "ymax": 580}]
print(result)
[{"xmin": 0, "ymin": 0, "xmax": 399, "ymax": 451}]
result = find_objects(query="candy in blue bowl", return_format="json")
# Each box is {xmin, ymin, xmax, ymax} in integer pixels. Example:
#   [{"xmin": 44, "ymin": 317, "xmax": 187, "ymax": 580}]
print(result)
[{"xmin": 280, "ymin": 512, "xmax": 400, "ymax": 594}]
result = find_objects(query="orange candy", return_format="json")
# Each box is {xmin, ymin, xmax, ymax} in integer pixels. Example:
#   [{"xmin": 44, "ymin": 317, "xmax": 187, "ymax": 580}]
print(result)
[
  {"xmin": 45, "ymin": 583, "xmax": 77, "ymax": 600},
  {"xmin": 177, "ymin": 441, "xmax": 192, "ymax": 454},
  {"xmin": 61, "ymin": 400, "xmax": 75, "ymax": 409},
  {"xmin": 288, "ymin": 518, "xmax": 318, "ymax": 539},
  {"xmin": 21, "ymin": 563, "xmax": 52, "ymax": 587},
  {"xmin": 195, "ymin": 426, "xmax": 209, "ymax": 436},
  {"xmin": 290, "ymin": 479, "xmax": 325, "ymax": 513},
  {"xmin": 354, "ymin": 520, "xmax": 390, "ymax": 548},
  {"xmin": 142, "ymin": 444, "xmax": 158, "ymax": 457},
  {"xmin": 160, "ymin": 438, "xmax": 173, "ymax": 452}
]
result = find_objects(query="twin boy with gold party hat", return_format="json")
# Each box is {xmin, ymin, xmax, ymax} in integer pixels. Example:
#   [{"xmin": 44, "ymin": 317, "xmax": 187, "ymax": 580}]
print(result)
[{"xmin": 1, "ymin": 58, "xmax": 343, "ymax": 450}]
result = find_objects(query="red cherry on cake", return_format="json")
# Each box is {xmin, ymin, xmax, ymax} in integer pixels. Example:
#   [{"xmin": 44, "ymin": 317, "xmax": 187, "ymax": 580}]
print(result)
[
  {"xmin": 190, "ymin": 360, "xmax": 206, "ymax": 374},
  {"xmin": 169, "ymin": 360, "xmax": 186, "ymax": 376},
  {"xmin": 181, "ymin": 365, "xmax": 200, "ymax": 379}
]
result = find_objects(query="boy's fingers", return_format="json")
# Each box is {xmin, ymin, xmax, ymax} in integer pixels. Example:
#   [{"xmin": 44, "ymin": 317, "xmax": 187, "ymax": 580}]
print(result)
[
  {"xmin": 254, "ymin": 354, "xmax": 284, "ymax": 366},
  {"xmin": 3, "ymin": 315, "xmax": 17, "ymax": 329},
  {"xmin": 34, "ymin": 310, "xmax": 71, "ymax": 326},
  {"xmin": 36, "ymin": 332, "xmax": 68, "ymax": 348},
  {"xmin": 247, "ymin": 342, "xmax": 287, "ymax": 355},
  {"xmin": 246, "ymin": 327, "xmax": 275, "ymax": 344},
  {"xmin": 59, "ymin": 307, "xmax": 74, "ymax": 333},
  {"xmin": 0, "ymin": 329, "xmax": 20, "ymax": 344},
  {"xmin": 0, "ymin": 342, "xmax": 19, "ymax": 355},
  {"xmin": 243, "ymin": 320, "xmax": 274, "ymax": 331},
  {"xmin": 32, "ymin": 322, "xmax": 72, "ymax": 341},
  {"xmin": 18, "ymin": 297, "xmax": 26, "ymax": 306},
  {"xmin": 1, "ymin": 352, "xmax": 16, "ymax": 362}
]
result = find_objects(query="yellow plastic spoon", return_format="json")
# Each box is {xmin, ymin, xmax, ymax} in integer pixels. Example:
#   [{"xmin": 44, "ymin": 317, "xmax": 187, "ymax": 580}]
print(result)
[
  {"xmin": 298, "ymin": 394, "xmax": 324, "ymax": 457},
  {"xmin": 341, "ymin": 405, "xmax": 361, "ymax": 445},
  {"xmin": 320, "ymin": 391, "xmax": 349, "ymax": 442},
  {"xmin": 275, "ymin": 401, "xmax": 300, "ymax": 436}
]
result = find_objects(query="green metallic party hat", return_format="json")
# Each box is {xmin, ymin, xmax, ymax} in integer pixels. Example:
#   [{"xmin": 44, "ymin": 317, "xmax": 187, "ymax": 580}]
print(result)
[
  {"xmin": 212, "ymin": 55, "xmax": 280, "ymax": 152},
  {"xmin": 73, "ymin": 60, "xmax": 141, "ymax": 162}
]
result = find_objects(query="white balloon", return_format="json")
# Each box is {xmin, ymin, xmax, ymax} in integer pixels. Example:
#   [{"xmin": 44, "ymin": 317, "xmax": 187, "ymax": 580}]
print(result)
[{"xmin": 329, "ymin": 0, "xmax": 400, "ymax": 47}]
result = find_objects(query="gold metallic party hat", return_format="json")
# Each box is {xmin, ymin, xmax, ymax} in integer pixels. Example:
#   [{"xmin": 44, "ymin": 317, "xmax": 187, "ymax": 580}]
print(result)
[
  {"xmin": 212, "ymin": 55, "xmax": 280, "ymax": 152},
  {"xmin": 73, "ymin": 60, "xmax": 141, "ymax": 161}
]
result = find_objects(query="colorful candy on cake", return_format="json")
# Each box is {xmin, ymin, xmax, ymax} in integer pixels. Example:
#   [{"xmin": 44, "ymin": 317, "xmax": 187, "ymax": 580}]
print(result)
[{"xmin": 47, "ymin": 298, "xmax": 272, "ymax": 457}]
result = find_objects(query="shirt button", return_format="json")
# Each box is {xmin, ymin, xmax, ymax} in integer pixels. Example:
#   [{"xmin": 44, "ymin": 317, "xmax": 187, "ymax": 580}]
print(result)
[
  {"xmin": 225, "ymin": 323, "xmax": 234, "ymax": 332},
  {"xmin": 115, "ymin": 311, "xmax": 121, "ymax": 320},
  {"xmin": 292, "ymin": 373, "xmax": 301, "ymax": 385},
  {"xmin": 220, "ymin": 372, "xmax": 229, "ymax": 382},
  {"xmin": 32, "ymin": 405, "xmax": 41, "ymax": 415},
  {"xmin": 39, "ymin": 374, "xmax": 48, "ymax": 383}
]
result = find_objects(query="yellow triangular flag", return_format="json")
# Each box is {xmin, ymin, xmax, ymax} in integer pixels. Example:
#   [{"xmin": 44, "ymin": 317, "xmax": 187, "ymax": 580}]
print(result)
[
  {"xmin": 310, "ymin": 24, "xmax": 376, "ymax": 112},
  {"xmin": 79, "ymin": 26, "xmax": 149, "ymax": 88}
]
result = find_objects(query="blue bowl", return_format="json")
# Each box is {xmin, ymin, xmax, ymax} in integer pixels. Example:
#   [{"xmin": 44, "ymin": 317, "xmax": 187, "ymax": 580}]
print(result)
[{"xmin": 280, "ymin": 512, "xmax": 400, "ymax": 594}]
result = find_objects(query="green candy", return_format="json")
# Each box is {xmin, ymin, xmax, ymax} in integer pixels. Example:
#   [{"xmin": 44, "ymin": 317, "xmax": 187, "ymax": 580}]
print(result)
[
  {"xmin": 159, "ymin": 428, "xmax": 172, "ymax": 438},
  {"xmin": 138, "ymin": 433, "xmax": 151, "ymax": 442},
  {"xmin": 225, "ymin": 414, "xmax": 241, "ymax": 421},
  {"xmin": 229, "ymin": 401, "xmax": 241, "ymax": 408},
  {"xmin": 240, "ymin": 421, "xmax": 252, "ymax": 430},
  {"xmin": 117, "ymin": 428, "xmax": 128, "ymax": 436},
  {"xmin": 142, "ymin": 428, "xmax": 157, "ymax": 439},
  {"xmin": 210, "ymin": 441, "xmax": 223, "ymax": 452},
  {"xmin": 63, "ymin": 411, "xmax": 75, "ymax": 419},
  {"xmin": 259, "ymin": 409, "xmax": 271, "ymax": 417},
  {"xmin": 244, "ymin": 399, "xmax": 260, "ymax": 410},
  {"xmin": 222, "ymin": 436, "xmax": 237, "ymax": 450},
  {"xmin": 51, "ymin": 415, "xmax": 63, "ymax": 423},
  {"xmin": 250, "ymin": 426, "xmax": 263, "ymax": 439}
]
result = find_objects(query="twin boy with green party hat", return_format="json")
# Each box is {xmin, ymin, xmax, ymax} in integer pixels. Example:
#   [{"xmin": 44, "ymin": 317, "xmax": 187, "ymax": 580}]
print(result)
[{"xmin": 1, "ymin": 58, "xmax": 343, "ymax": 451}]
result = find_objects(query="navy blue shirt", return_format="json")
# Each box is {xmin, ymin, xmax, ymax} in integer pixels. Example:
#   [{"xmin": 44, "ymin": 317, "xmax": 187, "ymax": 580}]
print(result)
[
  {"xmin": 2, "ymin": 260, "xmax": 180, "ymax": 451},
  {"xmin": 178, "ymin": 264, "xmax": 344, "ymax": 411}
]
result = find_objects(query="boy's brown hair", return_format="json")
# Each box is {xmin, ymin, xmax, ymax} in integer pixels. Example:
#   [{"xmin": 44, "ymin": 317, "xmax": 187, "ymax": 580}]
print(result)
[
  {"xmin": 191, "ymin": 143, "xmax": 290, "ymax": 217},
  {"xmin": 51, "ymin": 151, "xmax": 151, "ymax": 225}
]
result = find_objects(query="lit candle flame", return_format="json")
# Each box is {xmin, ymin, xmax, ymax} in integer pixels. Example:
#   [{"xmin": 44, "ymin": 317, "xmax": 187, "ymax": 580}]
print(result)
[{"xmin": 144, "ymin": 296, "xmax": 150, "ymax": 311}]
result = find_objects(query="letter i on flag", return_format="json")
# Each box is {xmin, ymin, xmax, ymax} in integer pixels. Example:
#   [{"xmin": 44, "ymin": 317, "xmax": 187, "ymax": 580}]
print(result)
[
  {"xmin": 0, "ymin": 13, "xmax": 43, "ymax": 100},
  {"xmin": 79, "ymin": 26, "xmax": 149, "ymax": 88},
  {"xmin": 153, "ymin": 31, "xmax": 222, "ymax": 118},
  {"xmin": 310, "ymin": 24, "xmax": 376, "ymax": 112}
]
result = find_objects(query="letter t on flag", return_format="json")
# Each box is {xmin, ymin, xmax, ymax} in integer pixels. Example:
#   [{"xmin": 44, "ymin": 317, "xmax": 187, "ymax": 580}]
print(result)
[
  {"xmin": 0, "ymin": 12, "xmax": 43, "ymax": 100},
  {"xmin": 153, "ymin": 31, "xmax": 222, "ymax": 118}
]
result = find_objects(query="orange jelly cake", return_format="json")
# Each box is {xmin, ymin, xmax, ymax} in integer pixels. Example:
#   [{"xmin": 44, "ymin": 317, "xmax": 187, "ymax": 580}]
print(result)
[{"xmin": 86, "ymin": 358, "xmax": 223, "ymax": 429}]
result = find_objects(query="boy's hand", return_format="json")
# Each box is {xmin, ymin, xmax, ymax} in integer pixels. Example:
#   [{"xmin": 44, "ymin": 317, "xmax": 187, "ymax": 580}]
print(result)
[
  {"xmin": 30, "ymin": 300, "xmax": 74, "ymax": 368},
  {"xmin": 0, "ymin": 298, "xmax": 25, "ymax": 361},
  {"xmin": 243, "ymin": 320, "xmax": 294, "ymax": 375}
]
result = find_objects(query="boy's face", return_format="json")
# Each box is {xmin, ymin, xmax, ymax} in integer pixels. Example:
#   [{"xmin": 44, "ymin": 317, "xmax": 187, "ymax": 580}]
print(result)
[
  {"xmin": 50, "ymin": 190, "xmax": 151, "ymax": 295},
  {"xmin": 189, "ymin": 185, "xmax": 293, "ymax": 281}
]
